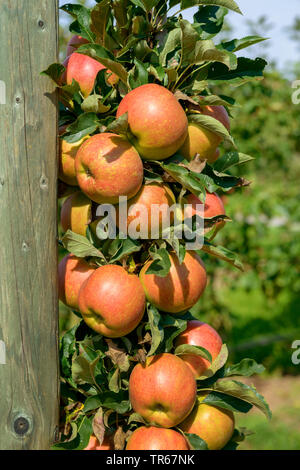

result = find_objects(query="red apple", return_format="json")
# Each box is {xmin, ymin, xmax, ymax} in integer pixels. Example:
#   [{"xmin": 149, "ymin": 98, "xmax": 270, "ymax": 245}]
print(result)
[
  {"xmin": 129, "ymin": 353, "xmax": 197, "ymax": 428},
  {"xmin": 58, "ymin": 254, "xmax": 95, "ymax": 310},
  {"xmin": 179, "ymin": 392, "xmax": 235, "ymax": 450},
  {"xmin": 140, "ymin": 251, "xmax": 207, "ymax": 314},
  {"xmin": 126, "ymin": 426, "xmax": 189, "ymax": 450},
  {"xmin": 75, "ymin": 133, "xmax": 144, "ymax": 204},
  {"xmin": 175, "ymin": 321, "xmax": 223, "ymax": 378},
  {"xmin": 78, "ymin": 264, "xmax": 146, "ymax": 338},
  {"xmin": 116, "ymin": 84, "xmax": 188, "ymax": 160},
  {"xmin": 67, "ymin": 35, "xmax": 89, "ymax": 57},
  {"xmin": 84, "ymin": 434, "xmax": 114, "ymax": 450},
  {"xmin": 60, "ymin": 191, "xmax": 92, "ymax": 237},
  {"xmin": 184, "ymin": 191, "xmax": 226, "ymax": 233}
]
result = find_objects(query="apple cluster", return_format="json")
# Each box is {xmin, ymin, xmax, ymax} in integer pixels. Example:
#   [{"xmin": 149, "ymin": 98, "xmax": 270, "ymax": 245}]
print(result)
[{"xmin": 58, "ymin": 36, "xmax": 233, "ymax": 451}]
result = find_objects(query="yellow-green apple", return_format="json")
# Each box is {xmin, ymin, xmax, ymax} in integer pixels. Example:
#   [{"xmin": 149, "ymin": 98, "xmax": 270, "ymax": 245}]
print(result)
[
  {"xmin": 63, "ymin": 52, "xmax": 118, "ymax": 98},
  {"xmin": 179, "ymin": 124, "xmax": 222, "ymax": 163},
  {"xmin": 75, "ymin": 133, "xmax": 144, "ymax": 204},
  {"xmin": 116, "ymin": 183, "xmax": 176, "ymax": 238},
  {"xmin": 129, "ymin": 353, "xmax": 197, "ymax": 428},
  {"xmin": 179, "ymin": 392, "xmax": 235, "ymax": 450},
  {"xmin": 140, "ymin": 252, "xmax": 207, "ymax": 314},
  {"xmin": 60, "ymin": 191, "xmax": 92, "ymax": 237},
  {"xmin": 67, "ymin": 35, "xmax": 89, "ymax": 57},
  {"xmin": 59, "ymin": 126, "xmax": 89, "ymax": 186},
  {"xmin": 58, "ymin": 254, "xmax": 95, "ymax": 310},
  {"xmin": 184, "ymin": 191, "xmax": 226, "ymax": 233},
  {"xmin": 78, "ymin": 264, "xmax": 145, "ymax": 338},
  {"xmin": 126, "ymin": 426, "xmax": 189, "ymax": 450},
  {"xmin": 84, "ymin": 434, "xmax": 114, "ymax": 450},
  {"xmin": 175, "ymin": 321, "xmax": 223, "ymax": 378},
  {"xmin": 116, "ymin": 84, "xmax": 188, "ymax": 160}
]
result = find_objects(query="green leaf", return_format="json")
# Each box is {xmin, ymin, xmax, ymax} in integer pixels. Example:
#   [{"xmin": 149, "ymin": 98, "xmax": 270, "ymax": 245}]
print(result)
[
  {"xmin": 179, "ymin": 20, "xmax": 200, "ymax": 68},
  {"xmin": 184, "ymin": 433, "xmax": 208, "ymax": 450},
  {"xmin": 81, "ymin": 95, "xmax": 111, "ymax": 114},
  {"xmin": 193, "ymin": 6, "xmax": 228, "ymax": 40},
  {"xmin": 159, "ymin": 314, "xmax": 188, "ymax": 352},
  {"xmin": 224, "ymin": 359, "xmax": 265, "ymax": 378},
  {"xmin": 211, "ymin": 380, "xmax": 272, "ymax": 419},
  {"xmin": 61, "ymin": 3, "xmax": 94, "ymax": 42},
  {"xmin": 175, "ymin": 344, "xmax": 212, "ymax": 363},
  {"xmin": 128, "ymin": 58, "xmax": 149, "ymax": 89},
  {"xmin": 202, "ymin": 391, "xmax": 253, "ymax": 413},
  {"xmin": 60, "ymin": 324, "xmax": 80, "ymax": 378},
  {"xmin": 188, "ymin": 113, "xmax": 235, "ymax": 146},
  {"xmin": 159, "ymin": 28, "xmax": 181, "ymax": 66},
  {"xmin": 108, "ymin": 368, "xmax": 120, "ymax": 393},
  {"xmin": 147, "ymin": 304, "xmax": 164, "ymax": 356},
  {"xmin": 52, "ymin": 415, "xmax": 93, "ymax": 450},
  {"xmin": 90, "ymin": 0, "xmax": 110, "ymax": 46},
  {"xmin": 198, "ymin": 344, "xmax": 228, "ymax": 380},
  {"xmin": 200, "ymin": 241, "xmax": 244, "ymax": 271},
  {"xmin": 41, "ymin": 63, "xmax": 65, "ymax": 85},
  {"xmin": 63, "ymin": 113, "xmax": 99, "ymax": 143},
  {"xmin": 208, "ymin": 57, "xmax": 267, "ymax": 85},
  {"xmin": 179, "ymin": 0, "xmax": 242, "ymax": 15},
  {"xmin": 146, "ymin": 247, "xmax": 172, "ymax": 277},
  {"xmin": 213, "ymin": 151, "xmax": 254, "ymax": 172},
  {"xmin": 220, "ymin": 35, "xmax": 268, "ymax": 53},
  {"xmin": 110, "ymin": 237, "xmax": 142, "ymax": 263},
  {"xmin": 106, "ymin": 112, "xmax": 129, "ymax": 134},
  {"xmin": 61, "ymin": 230, "xmax": 106, "ymax": 260},
  {"xmin": 84, "ymin": 391, "xmax": 130, "ymax": 413}
]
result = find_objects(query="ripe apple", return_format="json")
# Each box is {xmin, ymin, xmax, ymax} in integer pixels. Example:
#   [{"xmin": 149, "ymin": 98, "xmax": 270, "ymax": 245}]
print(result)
[
  {"xmin": 189, "ymin": 99, "xmax": 230, "ymax": 131},
  {"xmin": 175, "ymin": 321, "xmax": 223, "ymax": 378},
  {"xmin": 59, "ymin": 126, "xmax": 89, "ymax": 186},
  {"xmin": 129, "ymin": 353, "xmax": 197, "ymax": 428},
  {"xmin": 140, "ymin": 251, "xmax": 207, "ymax": 314},
  {"xmin": 179, "ymin": 392, "xmax": 235, "ymax": 450},
  {"xmin": 60, "ymin": 191, "xmax": 92, "ymax": 237},
  {"xmin": 126, "ymin": 426, "xmax": 189, "ymax": 450},
  {"xmin": 84, "ymin": 434, "xmax": 114, "ymax": 450},
  {"xmin": 63, "ymin": 52, "xmax": 118, "ymax": 98},
  {"xmin": 58, "ymin": 254, "xmax": 95, "ymax": 311},
  {"xmin": 67, "ymin": 35, "xmax": 89, "ymax": 57},
  {"xmin": 78, "ymin": 264, "xmax": 145, "ymax": 338},
  {"xmin": 184, "ymin": 191, "xmax": 226, "ymax": 233},
  {"xmin": 116, "ymin": 183, "xmax": 176, "ymax": 238},
  {"xmin": 116, "ymin": 84, "xmax": 188, "ymax": 160},
  {"xmin": 75, "ymin": 133, "xmax": 144, "ymax": 204},
  {"xmin": 179, "ymin": 123, "xmax": 222, "ymax": 163}
]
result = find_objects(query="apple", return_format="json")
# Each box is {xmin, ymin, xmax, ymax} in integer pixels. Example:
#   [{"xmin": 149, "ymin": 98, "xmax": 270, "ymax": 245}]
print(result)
[
  {"xmin": 58, "ymin": 254, "xmax": 95, "ymax": 311},
  {"xmin": 184, "ymin": 191, "xmax": 226, "ymax": 233},
  {"xmin": 75, "ymin": 133, "xmax": 144, "ymax": 204},
  {"xmin": 84, "ymin": 434, "xmax": 114, "ymax": 450},
  {"xmin": 140, "ymin": 251, "xmax": 207, "ymax": 314},
  {"xmin": 129, "ymin": 353, "xmax": 197, "ymax": 428},
  {"xmin": 59, "ymin": 126, "xmax": 89, "ymax": 186},
  {"xmin": 126, "ymin": 426, "xmax": 189, "ymax": 450},
  {"xmin": 78, "ymin": 264, "xmax": 146, "ymax": 338},
  {"xmin": 179, "ymin": 123, "xmax": 222, "ymax": 163},
  {"xmin": 116, "ymin": 84, "xmax": 188, "ymax": 160},
  {"xmin": 188, "ymin": 99, "xmax": 230, "ymax": 131},
  {"xmin": 60, "ymin": 191, "xmax": 92, "ymax": 237},
  {"xmin": 67, "ymin": 35, "xmax": 89, "ymax": 57},
  {"xmin": 179, "ymin": 392, "xmax": 235, "ymax": 450},
  {"xmin": 174, "ymin": 321, "xmax": 223, "ymax": 378},
  {"xmin": 63, "ymin": 52, "xmax": 118, "ymax": 98},
  {"xmin": 116, "ymin": 183, "xmax": 176, "ymax": 238}
]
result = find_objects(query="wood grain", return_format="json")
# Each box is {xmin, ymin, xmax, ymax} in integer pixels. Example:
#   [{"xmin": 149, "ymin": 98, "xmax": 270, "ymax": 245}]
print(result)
[{"xmin": 0, "ymin": 0, "xmax": 59, "ymax": 449}]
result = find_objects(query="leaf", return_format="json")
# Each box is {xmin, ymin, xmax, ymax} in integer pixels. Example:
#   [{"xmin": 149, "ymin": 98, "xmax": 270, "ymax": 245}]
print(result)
[
  {"xmin": 201, "ymin": 391, "xmax": 253, "ymax": 413},
  {"xmin": 147, "ymin": 304, "xmax": 164, "ymax": 356},
  {"xmin": 220, "ymin": 35, "xmax": 268, "ymax": 53},
  {"xmin": 188, "ymin": 113, "xmax": 235, "ymax": 146},
  {"xmin": 183, "ymin": 433, "xmax": 208, "ymax": 450},
  {"xmin": 179, "ymin": 20, "xmax": 200, "ymax": 68},
  {"xmin": 61, "ymin": 4, "xmax": 94, "ymax": 42},
  {"xmin": 179, "ymin": 0, "xmax": 242, "ymax": 15},
  {"xmin": 128, "ymin": 413, "xmax": 147, "ymax": 425},
  {"xmin": 211, "ymin": 380, "xmax": 272, "ymax": 419},
  {"xmin": 159, "ymin": 314, "xmax": 188, "ymax": 352},
  {"xmin": 128, "ymin": 58, "xmax": 149, "ymax": 89},
  {"xmin": 114, "ymin": 425, "xmax": 127, "ymax": 450},
  {"xmin": 41, "ymin": 63, "xmax": 65, "ymax": 85},
  {"xmin": 175, "ymin": 344, "xmax": 212, "ymax": 363},
  {"xmin": 84, "ymin": 391, "xmax": 130, "ymax": 413},
  {"xmin": 224, "ymin": 359, "xmax": 265, "ymax": 378},
  {"xmin": 159, "ymin": 28, "xmax": 181, "ymax": 66},
  {"xmin": 200, "ymin": 241, "xmax": 244, "ymax": 271},
  {"xmin": 60, "ymin": 324, "xmax": 80, "ymax": 378},
  {"xmin": 105, "ymin": 339, "xmax": 130, "ymax": 372},
  {"xmin": 213, "ymin": 151, "xmax": 254, "ymax": 172},
  {"xmin": 109, "ymin": 368, "xmax": 120, "ymax": 393},
  {"xmin": 110, "ymin": 238, "xmax": 142, "ymax": 263},
  {"xmin": 61, "ymin": 230, "xmax": 106, "ymax": 260},
  {"xmin": 72, "ymin": 355, "xmax": 97, "ymax": 385},
  {"xmin": 197, "ymin": 344, "xmax": 228, "ymax": 380},
  {"xmin": 63, "ymin": 113, "xmax": 99, "ymax": 143},
  {"xmin": 90, "ymin": 0, "xmax": 110, "ymax": 46},
  {"xmin": 106, "ymin": 112, "xmax": 129, "ymax": 135},
  {"xmin": 146, "ymin": 248, "xmax": 172, "ymax": 277},
  {"xmin": 92, "ymin": 408, "xmax": 105, "ymax": 446},
  {"xmin": 208, "ymin": 57, "xmax": 267, "ymax": 85},
  {"xmin": 52, "ymin": 415, "xmax": 93, "ymax": 450},
  {"xmin": 193, "ymin": 6, "xmax": 228, "ymax": 40},
  {"xmin": 81, "ymin": 95, "xmax": 111, "ymax": 114}
]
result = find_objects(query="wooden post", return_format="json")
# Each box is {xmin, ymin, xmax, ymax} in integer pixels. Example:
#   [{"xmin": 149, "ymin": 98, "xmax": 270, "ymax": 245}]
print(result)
[{"xmin": 0, "ymin": 1, "xmax": 59, "ymax": 449}]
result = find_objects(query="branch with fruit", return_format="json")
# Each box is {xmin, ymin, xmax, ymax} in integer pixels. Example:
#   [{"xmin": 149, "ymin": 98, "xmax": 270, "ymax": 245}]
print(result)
[{"xmin": 44, "ymin": 0, "xmax": 271, "ymax": 451}]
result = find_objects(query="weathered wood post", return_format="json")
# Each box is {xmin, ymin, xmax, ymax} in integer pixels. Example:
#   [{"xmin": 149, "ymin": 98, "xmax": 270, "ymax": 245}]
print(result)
[{"xmin": 0, "ymin": 1, "xmax": 59, "ymax": 449}]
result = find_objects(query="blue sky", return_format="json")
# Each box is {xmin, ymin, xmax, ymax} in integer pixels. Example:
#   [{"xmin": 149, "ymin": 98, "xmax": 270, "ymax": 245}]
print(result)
[{"xmin": 60, "ymin": 0, "xmax": 299, "ymax": 72}]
